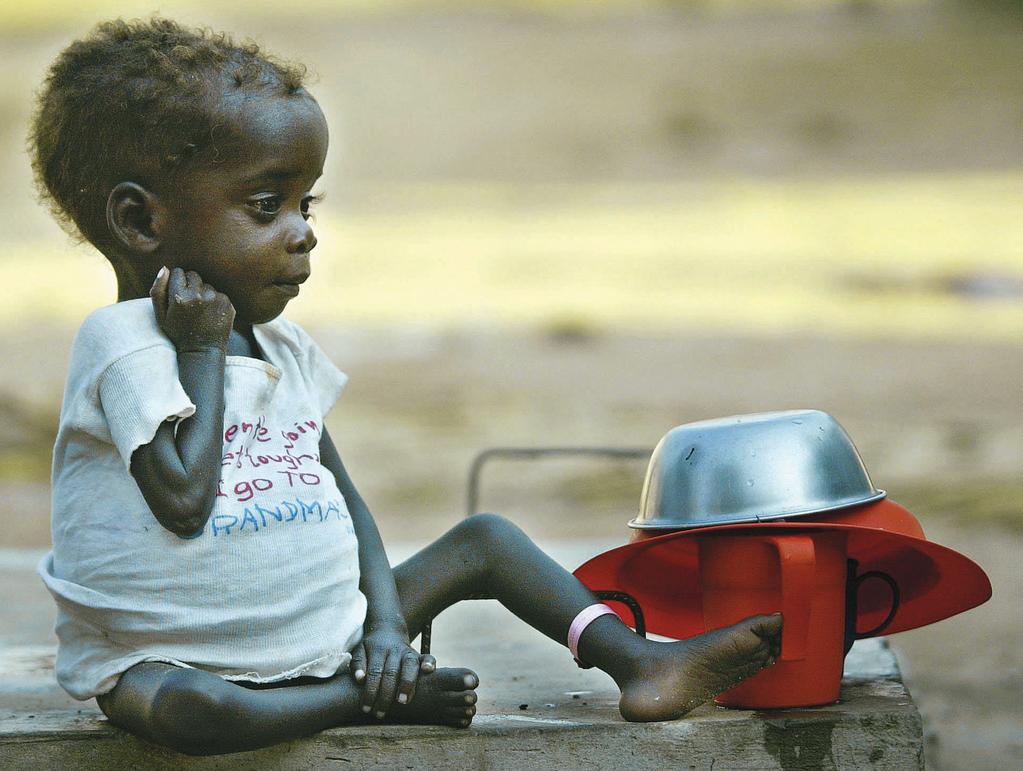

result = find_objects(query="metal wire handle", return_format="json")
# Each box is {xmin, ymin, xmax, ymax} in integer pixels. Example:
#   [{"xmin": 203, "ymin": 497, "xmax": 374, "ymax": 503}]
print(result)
[{"xmin": 466, "ymin": 446, "xmax": 651, "ymax": 519}]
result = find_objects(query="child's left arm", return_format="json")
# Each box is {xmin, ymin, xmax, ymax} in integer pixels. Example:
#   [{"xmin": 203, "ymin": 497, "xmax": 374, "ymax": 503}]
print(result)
[{"xmin": 319, "ymin": 429, "xmax": 434, "ymax": 717}]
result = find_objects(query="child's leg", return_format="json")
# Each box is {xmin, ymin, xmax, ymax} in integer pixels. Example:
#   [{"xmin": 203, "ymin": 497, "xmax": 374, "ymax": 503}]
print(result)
[
  {"xmin": 97, "ymin": 661, "xmax": 478, "ymax": 756},
  {"xmin": 393, "ymin": 513, "xmax": 783, "ymax": 722},
  {"xmin": 98, "ymin": 513, "xmax": 779, "ymax": 755}
]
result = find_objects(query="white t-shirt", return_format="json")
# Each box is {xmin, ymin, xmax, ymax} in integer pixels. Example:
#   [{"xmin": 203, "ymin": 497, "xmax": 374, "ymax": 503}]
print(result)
[{"xmin": 39, "ymin": 299, "xmax": 366, "ymax": 700}]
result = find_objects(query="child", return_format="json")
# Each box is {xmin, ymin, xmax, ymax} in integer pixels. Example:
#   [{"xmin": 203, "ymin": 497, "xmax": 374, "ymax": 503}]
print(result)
[{"xmin": 31, "ymin": 18, "xmax": 782, "ymax": 756}]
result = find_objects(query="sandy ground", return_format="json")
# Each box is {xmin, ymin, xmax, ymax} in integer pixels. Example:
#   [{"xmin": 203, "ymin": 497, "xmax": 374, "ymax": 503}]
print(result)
[{"xmin": 0, "ymin": 325, "xmax": 1020, "ymax": 768}]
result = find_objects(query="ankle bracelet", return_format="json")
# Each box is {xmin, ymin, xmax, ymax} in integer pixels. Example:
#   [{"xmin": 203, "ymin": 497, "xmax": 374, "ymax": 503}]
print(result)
[{"xmin": 568, "ymin": 603, "xmax": 618, "ymax": 666}]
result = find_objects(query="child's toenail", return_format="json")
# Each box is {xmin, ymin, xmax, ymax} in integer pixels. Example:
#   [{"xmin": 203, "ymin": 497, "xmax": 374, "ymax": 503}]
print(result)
[
  {"xmin": 375, "ymin": 711, "xmax": 385, "ymax": 719},
  {"xmin": 361, "ymin": 705, "xmax": 371, "ymax": 713},
  {"xmin": 397, "ymin": 693, "xmax": 408, "ymax": 704}
]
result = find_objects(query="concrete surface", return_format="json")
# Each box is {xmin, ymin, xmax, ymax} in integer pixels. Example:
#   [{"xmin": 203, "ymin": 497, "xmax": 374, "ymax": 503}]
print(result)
[{"xmin": 0, "ymin": 542, "xmax": 923, "ymax": 769}]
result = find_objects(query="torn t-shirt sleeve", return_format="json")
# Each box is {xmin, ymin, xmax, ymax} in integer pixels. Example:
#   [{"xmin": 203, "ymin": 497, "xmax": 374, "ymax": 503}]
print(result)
[{"xmin": 98, "ymin": 344, "xmax": 196, "ymax": 471}]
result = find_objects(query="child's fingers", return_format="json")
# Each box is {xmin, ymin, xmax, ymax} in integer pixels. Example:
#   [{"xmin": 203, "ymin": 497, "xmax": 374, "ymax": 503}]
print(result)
[
  {"xmin": 396, "ymin": 650, "xmax": 420, "ymax": 705},
  {"xmin": 360, "ymin": 649, "xmax": 385, "ymax": 714},
  {"xmin": 149, "ymin": 265, "xmax": 169, "ymax": 295},
  {"xmin": 351, "ymin": 644, "xmax": 366, "ymax": 683},
  {"xmin": 168, "ymin": 267, "xmax": 188, "ymax": 304},
  {"xmin": 419, "ymin": 654, "xmax": 437, "ymax": 674},
  {"xmin": 149, "ymin": 266, "xmax": 170, "ymax": 321},
  {"xmin": 372, "ymin": 650, "xmax": 402, "ymax": 717}
]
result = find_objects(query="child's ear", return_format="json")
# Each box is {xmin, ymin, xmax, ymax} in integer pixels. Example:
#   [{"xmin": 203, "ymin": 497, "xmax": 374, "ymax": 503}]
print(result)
[{"xmin": 106, "ymin": 182, "xmax": 165, "ymax": 254}]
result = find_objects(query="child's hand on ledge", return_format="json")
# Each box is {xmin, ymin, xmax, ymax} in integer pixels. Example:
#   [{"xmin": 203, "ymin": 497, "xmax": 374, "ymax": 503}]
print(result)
[
  {"xmin": 351, "ymin": 629, "xmax": 438, "ymax": 718},
  {"xmin": 151, "ymin": 266, "xmax": 235, "ymax": 353}
]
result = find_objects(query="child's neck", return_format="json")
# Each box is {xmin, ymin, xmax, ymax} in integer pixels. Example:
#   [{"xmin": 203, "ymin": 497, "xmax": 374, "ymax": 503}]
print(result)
[
  {"xmin": 116, "ymin": 273, "xmax": 153, "ymax": 304},
  {"xmin": 227, "ymin": 324, "xmax": 261, "ymax": 359}
]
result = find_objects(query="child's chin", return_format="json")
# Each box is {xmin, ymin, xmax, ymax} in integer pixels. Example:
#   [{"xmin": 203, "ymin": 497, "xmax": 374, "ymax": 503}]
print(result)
[{"xmin": 242, "ymin": 304, "xmax": 288, "ymax": 326}]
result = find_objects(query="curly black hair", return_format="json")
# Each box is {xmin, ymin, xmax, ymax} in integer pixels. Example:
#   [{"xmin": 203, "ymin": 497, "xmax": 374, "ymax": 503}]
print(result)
[{"xmin": 29, "ymin": 17, "xmax": 309, "ymax": 253}]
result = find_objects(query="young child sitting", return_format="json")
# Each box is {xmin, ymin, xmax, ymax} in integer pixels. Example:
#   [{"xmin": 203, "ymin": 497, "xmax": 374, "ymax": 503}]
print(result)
[{"xmin": 31, "ymin": 18, "xmax": 783, "ymax": 756}]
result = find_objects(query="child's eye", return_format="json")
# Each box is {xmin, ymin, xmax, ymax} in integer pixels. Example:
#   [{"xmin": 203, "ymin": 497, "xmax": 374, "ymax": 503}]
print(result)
[
  {"xmin": 301, "ymin": 193, "xmax": 323, "ymax": 220},
  {"xmin": 249, "ymin": 195, "xmax": 282, "ymax": 216}
]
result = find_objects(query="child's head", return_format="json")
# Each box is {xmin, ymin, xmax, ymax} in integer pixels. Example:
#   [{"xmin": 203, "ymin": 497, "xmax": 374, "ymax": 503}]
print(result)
[{"xmin": 30, "ymin": 17, "xmax": 327, "ymax": 324}]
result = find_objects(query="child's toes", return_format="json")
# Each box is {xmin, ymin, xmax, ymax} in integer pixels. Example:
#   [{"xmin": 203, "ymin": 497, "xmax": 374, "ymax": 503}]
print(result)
[
  {"xmin": 438, "ymin": 690, "xmax": 476, "ymax": 709},
  {"xmin": 443, "ymin": 705, "xmax": 476, "ymax": 723},
  {"xmin": 432, "ymin": 667, "xmax": 478, "ymax": 691}
]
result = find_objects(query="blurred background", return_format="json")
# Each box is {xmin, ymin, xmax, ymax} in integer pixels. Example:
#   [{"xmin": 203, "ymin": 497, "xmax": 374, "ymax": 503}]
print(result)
[{"xmin": 1, "ymin": 0, "xmax": 1021, "ymax": 766}]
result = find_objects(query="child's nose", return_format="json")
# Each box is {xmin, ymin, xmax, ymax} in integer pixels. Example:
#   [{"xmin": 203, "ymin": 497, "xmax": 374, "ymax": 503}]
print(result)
[{"xmin": 287, "ymin": 219, "xmax": 317, "ymax": 254}]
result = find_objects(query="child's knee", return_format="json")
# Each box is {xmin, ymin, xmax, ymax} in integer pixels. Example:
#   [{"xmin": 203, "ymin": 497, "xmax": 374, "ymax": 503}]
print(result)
[
  {"xmin": 102, "ymin": 665, "xmax": 237, "ymax": 755},
  {"xmin": 458, "ymin": 512, "xmax": 526, "ymax": 549},
  {"xmin": 147, "ymin": 667, "xmax": 238, "ymax": 755}
]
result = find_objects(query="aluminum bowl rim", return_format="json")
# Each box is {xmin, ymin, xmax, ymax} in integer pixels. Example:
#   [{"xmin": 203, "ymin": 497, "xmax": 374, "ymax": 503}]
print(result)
[{"xmin": 627, "ymin": 488, "xmax": 887, "ymax": 530}]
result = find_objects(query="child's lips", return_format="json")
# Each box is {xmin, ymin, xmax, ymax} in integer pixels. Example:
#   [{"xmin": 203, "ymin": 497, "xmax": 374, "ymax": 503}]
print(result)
[
  {"xmin": 272, "ymin": 282, "xmax": 301, "ymax": 297},
  {"xmin": 272, "ymin": 274, "xmax": 308, "ymax": 297}
]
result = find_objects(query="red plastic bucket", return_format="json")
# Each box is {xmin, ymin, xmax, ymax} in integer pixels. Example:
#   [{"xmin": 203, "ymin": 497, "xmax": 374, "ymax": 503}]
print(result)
[{"xmin": 697, "ymin": 530, "xmax": 897, "ymax": 708}]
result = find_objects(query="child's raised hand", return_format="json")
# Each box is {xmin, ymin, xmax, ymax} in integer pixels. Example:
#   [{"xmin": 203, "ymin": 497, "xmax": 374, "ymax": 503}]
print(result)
[
  {"xmin": 350, "ymin": 630, "xmax": 437, "ymax": 717},
  {"xmin": 151, "ymin": 266, "xmax": 235, "ymax": 352}
]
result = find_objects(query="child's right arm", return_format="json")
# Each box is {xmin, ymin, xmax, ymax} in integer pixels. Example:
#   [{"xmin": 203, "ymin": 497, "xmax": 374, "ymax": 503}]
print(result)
[{"xmin": 129, "ymin": 267, "xmax": 234, "ymax": 537}]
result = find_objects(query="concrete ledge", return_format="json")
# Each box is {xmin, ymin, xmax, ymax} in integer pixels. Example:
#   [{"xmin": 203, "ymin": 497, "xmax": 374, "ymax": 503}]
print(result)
[
  {"xmin": 0, "ymin": 543, "xmax": 924, "ymax": 769},
  {"xmin": 0, "ymin": 640, "xmax": 923, "ymax": 770}
]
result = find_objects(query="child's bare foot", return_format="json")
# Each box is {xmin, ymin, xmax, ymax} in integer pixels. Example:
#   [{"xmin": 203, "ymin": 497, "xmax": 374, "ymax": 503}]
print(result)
[
  {"xmin": 616, "ymin": 613, "xmax": 782, "ymax": 722},
  {"xmin": 379, "ymin": 668, "xmax": 479, "ymax": 728}
]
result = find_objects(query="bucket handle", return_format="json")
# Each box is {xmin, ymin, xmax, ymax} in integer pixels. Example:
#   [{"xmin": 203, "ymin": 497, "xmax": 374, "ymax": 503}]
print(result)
[
  {"xmin": 767, "ymin": 534, "xmax": 815, "ymax": 661},
  {"xmin": 844, "ymin": 562, "xmax": 901, "ymax": 655}
]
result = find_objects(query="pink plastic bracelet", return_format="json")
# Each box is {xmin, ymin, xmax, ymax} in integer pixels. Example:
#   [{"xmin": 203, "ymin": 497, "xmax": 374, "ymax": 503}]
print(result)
[{"xmin": 567, "ymin": 603, "xmax": 618, "ymax": 661}]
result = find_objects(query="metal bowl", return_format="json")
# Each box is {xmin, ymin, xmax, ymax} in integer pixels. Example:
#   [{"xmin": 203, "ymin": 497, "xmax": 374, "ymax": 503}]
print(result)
[{"xmin": 629, "ymin": 409, "xmax": 885, "ymax": 530}]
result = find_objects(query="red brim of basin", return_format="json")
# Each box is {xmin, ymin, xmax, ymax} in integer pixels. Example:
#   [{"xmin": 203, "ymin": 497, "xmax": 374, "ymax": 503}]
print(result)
[{"xmin": 573, "ymin": 500, "xmax": 991, "ymax": 640}]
